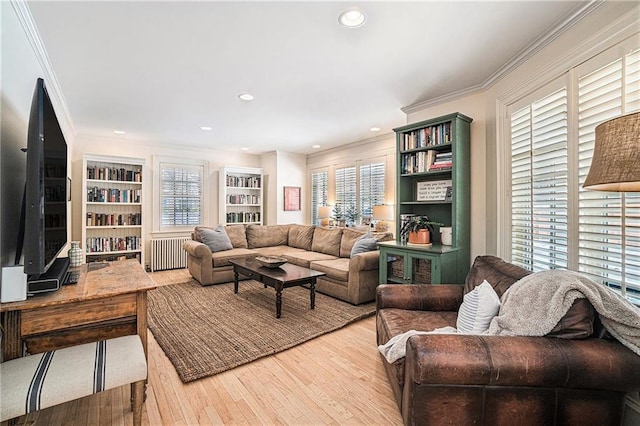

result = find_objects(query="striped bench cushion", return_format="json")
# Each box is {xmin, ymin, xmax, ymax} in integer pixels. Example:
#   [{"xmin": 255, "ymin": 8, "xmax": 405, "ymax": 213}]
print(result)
[{"xmin": 1, "ymin": 335, "xmax": 147, "ymax": 422}]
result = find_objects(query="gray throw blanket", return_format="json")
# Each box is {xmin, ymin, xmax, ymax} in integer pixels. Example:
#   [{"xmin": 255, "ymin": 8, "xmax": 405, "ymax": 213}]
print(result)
[{"xmin": 487, "ymin": 269, "xmax": 640, "ymax": 356}]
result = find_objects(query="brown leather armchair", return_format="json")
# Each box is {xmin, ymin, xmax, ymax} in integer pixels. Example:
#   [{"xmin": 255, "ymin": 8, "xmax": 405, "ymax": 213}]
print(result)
[{"xmin": 376, "ymin": 255, "xmax": 640, "ymax": 425}]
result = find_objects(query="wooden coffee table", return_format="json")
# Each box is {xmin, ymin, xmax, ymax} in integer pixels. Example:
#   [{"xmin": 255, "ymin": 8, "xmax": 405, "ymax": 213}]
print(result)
[{"xmin": 229, "ymin": 258, "xmax": 326, "ymax": 318}]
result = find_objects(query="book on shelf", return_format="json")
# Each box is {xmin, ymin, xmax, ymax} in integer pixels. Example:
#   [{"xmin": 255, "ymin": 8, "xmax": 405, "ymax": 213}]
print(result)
[{"xmin": 401, "ymin": 122, "xmax": 453, "ymax": 151}]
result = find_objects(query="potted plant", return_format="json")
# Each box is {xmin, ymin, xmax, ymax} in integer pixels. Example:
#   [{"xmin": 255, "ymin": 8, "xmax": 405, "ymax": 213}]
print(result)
[
  {"xmin": 332, "ymin": 205, "xmax": 346, "ymax": 227},
  {"xmin": 400, "ymin": 216, "xmax": 443, "ymax": 245},
  {"xmin": 345, "ymin": 204, "xmax": 359, "ymax": 226}
]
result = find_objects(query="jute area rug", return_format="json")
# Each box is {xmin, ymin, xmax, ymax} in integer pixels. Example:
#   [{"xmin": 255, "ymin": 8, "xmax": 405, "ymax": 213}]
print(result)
[{"xmin": 147, "ymin": 272, "xmax": 375, "ymax": 383}]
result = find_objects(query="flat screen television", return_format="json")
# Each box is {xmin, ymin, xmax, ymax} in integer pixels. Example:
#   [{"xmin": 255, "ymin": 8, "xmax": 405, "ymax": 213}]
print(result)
[{"xmin": 22, "ymin": 78, "xmax": 69, "ymax": 280}]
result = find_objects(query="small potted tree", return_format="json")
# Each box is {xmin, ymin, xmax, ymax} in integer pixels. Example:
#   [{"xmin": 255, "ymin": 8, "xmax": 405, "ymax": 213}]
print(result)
[
  {"xmin": 332, "ymin": 205, "xmax": 346, "ymax": 227},
  {"xmin": 345, "ymin": 204, "xmax": 359, "ymax": 227},
  {"xmin": 400, "ymin": 216, "xmax": 443, "ymax": 245}
]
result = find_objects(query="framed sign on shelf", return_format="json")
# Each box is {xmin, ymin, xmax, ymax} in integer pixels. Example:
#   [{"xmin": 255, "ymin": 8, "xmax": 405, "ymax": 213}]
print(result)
[
  {"xmin": 416, "ymin": 179, "xmax": 452, "ymax": 202},
  {"xmin": 284, "ymin": 186, "xmax": 301, "ymax": 211}
]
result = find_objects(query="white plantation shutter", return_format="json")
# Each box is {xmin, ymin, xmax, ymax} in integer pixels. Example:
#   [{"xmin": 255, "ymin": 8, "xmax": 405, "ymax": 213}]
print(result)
[
  {"xmin": 336, "ymin": 166, "xmax": 356, "ymax": 217},
  {"xmin": 311, "ymin": 171, "xmax": 328, "ymax": 225},
  {"xmin": 359, "ymin": 162, "xmax": 385, "ymax": 218},
  {"xmin": 510, "ymin": 89, "xmax": 568, "ymax": 271},
  {"xmin": 160, "ymin": 163, "xmax": 203, "ymax": 227},
  {"xmin": 577, "ymin": 50, "xmax": 640, "ymax": 299}
]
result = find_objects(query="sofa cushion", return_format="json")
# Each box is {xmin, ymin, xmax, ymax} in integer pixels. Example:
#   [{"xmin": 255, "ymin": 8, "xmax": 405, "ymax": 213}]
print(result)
[
  {"xmin": 211, "ymin": 248, "xmax": 257, "ymax": 267},
  {"xmin": 340, "ymin": 229, "xmax": 393, "ymax": 258},
  {"xmin": 253, "ymin": 246, "xmax": 306, "ymax": 257},
  {"xmin": 225, "ymin": 225, "xmax": 248, "ymax": 248},
  {"xmin": 547, "ymin": 298, "xmax": 595, "ymax": 339},
  {"xmin": 311, "ymin": 227, "xmax": 343, "ymax": 257},
  {"xmin": 288, "ymin": 224, "xmax": 315, "ymax": 251},
  {"xmin": 200, "ymin": 225, "xmax": 233, "ymax": 252},
  {"xmin": 310, "ymin": 258, "xmax": 349, "ymax": 282},
  {"xmin": 464, "ymin": 255, "xmax": 531, "ymax": 297},
  {"xmin": 285, "ymin": 251, "xmax": 338, "ymax": 269},
  {"xmin": 246, "ymin": 224, "xmax": 289, "ymax": 248},
  {"xmin": 456, "ymin": 280, "xmax": 501, "ymax": 334}
]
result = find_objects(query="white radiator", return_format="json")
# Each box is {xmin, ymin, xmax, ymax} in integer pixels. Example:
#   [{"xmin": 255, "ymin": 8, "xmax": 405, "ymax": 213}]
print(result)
[{"xmin": 151, "ymin": 237, "xmax": 190, "ymax": 272}]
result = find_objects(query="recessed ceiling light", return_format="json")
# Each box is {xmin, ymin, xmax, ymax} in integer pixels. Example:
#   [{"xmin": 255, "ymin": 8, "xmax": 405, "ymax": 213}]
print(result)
[
  {"xmin": 312, "ymin": 144, "xmax": 321, "ymax": 149},
  {"xmin": 338, "ymin": 7, "xmax": 366, "ymax": 28},
  {"xmin": 241, "ymin": 147, "xmax": 249, "ymax": 151},
  {"xmin": 370, "ymin": 127, "xmax": 381, "ymax": 132},
  {"xmin": 200, "ymin": 126, "xmax": 212, "ymax": 131},
  {"xmin": 113, "ymin": 130, "xmax": 125, "ymax": 134},
  {"xmin": 238, "ymin": 93, "xmax": 254, "ymax": 101}
]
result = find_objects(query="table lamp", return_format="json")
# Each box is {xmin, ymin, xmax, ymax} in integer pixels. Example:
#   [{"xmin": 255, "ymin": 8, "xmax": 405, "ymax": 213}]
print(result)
[
  {"xmin": 373, "ymin": 205, "xmax": 394, "ymax": 232},
  {"xmin": 583, "ymin": 112, "xmax": 640, "ymax": 191},
  {"xmin": 318, "ymin": 205, "xmax": 333, "ymax": 226}
]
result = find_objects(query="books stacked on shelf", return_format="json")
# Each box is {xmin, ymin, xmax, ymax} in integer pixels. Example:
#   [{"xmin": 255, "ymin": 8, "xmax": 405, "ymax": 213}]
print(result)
[
  {"xmin": 401, "ymin": 122, "xmax": 452, "ymax": 151},
  {"xmin": 87, "ymin": 187, "xmax": 141, "ymax": 203},
  {"xmin": 429, "ymin": 151, "xmax": 453, "ymax": 171},
  {"xmin": 226, "ymin": 211, "xmax": 261, "ymax": 223},
  {"xmin": 226, "ymin": 194, "xmax": 260, "ymax": 204},
  {"xmin": 226, "ymin": 175, "xmax": 261, "ymax": 188},
  {"xmin": 86, "ymin": 236, "xmax": 141, "ymax": 253},
  {"xmin": 86, "ymin": 212, "xmax": 142, "ymax": 226},
  {"xmin": 87, "ymin": 166, "xmax": 142, "ymax": 182}
]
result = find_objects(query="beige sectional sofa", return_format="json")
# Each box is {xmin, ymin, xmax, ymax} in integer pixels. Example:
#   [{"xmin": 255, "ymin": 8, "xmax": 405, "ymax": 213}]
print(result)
[{"xmin": 183, "ymin": 224, "xmax": 393, "ymax": 305}]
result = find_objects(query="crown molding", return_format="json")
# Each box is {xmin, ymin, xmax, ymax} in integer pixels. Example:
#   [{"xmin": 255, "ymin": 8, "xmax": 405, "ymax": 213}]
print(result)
[
  {"xmin": 11, "ymin": 0, "xmax": 75, "ymax": 140},
  {"xmin": 401, "ymin": 0, "xmax": 604, "ymax": 115}
]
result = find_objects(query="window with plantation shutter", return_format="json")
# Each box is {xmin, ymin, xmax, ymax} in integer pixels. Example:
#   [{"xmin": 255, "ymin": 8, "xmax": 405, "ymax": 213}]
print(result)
[
  {"xmin": 160, "ymin": 163, "xmax": 203, "ymax": 228},
  {"xmin": 336, "ymin": 166, "xmax": 357, "ymax": 219},
  {"xmin": 311, "ymin": 170, "xmax": 328, "ymax": 225},
  {"xmin": 359, "ymin": 162, "xmax": 385, "ymax": 218},
  {"xmin": 577, "ymin": 50, "xmax": 640, "ymax": 300},
  {"xmin": 508, "ymin": 43, "xmax": 640, "ymax": 302},
  {"xmin": 510, "ymin": 89, "xmax": 569, "ymax": 271}
]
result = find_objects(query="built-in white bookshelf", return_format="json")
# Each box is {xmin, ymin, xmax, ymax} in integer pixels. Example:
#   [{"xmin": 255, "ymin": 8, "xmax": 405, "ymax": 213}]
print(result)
[
  {"xmin": 82, "ymin": 154, "xmax": 145, "ymax": 264},
  {"xmin": 219, "ymin": 166, "xmax": 263, "ymax": 225}
]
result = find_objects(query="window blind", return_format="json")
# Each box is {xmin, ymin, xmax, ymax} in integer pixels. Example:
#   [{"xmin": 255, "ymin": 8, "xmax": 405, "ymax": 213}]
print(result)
[
  {"xmin": 311, "ymin": 171, "xmax": 328, "ymax": 225},
  {"xmin": 359, "ymin": 162, "xmax": 385, "ymax": 218},
  {"xmin": 577, "ymin": 50, "xmax": 640, "ymax": 299},
  {"xmin": 335, "ymin": 166, "xmax": 357, "ymax": 218},
  {"xmin": 510, "ymin": 88, "xmax": 569, "ymax": 272},
  {"xmin": 160, "ymin": 163, "xmax": 203, "ymax": 227}
]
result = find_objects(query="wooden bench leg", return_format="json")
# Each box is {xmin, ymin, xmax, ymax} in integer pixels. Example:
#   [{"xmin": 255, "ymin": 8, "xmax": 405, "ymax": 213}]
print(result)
[{"xmin": 132, "ymin": 380, "xmax": 145, "ymax": 426}]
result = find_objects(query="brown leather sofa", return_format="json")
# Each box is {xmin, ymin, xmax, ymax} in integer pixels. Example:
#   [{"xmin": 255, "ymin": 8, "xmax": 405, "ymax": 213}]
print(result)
[{"xmin": 376, "ymin": 255, "xmax": 640, "ymax": 425}]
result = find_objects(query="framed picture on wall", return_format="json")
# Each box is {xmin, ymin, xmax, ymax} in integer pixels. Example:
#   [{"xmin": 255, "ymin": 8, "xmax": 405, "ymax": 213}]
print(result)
[{"xmin": 284, "ymin": 186, "xmax": 301, "ymax": 211}]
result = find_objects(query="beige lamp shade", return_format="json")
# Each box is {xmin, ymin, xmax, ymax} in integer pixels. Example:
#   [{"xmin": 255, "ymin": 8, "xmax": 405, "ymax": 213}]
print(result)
[
  {"xmin": 583, "ymin": 112, "xmax": 640, "ymax": 192},
  {"xmin": 318, "ymin": 206, "xmax": 332, "ymax": 218},
  {"xmin": 372, "ymin": 205, "xmax": 394, "ymax": 232}
]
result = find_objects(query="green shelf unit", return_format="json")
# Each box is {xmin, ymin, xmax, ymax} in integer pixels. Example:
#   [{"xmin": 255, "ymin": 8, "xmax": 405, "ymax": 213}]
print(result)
[{"xmin": 392, "ymin": 112, "xmax": 472, "ymax": 283}]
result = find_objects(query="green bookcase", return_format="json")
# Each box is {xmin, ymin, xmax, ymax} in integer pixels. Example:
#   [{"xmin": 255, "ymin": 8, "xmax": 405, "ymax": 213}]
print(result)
[{"xmin": 387, "ymin": 112, "xmax": 472, "ymax": 284}]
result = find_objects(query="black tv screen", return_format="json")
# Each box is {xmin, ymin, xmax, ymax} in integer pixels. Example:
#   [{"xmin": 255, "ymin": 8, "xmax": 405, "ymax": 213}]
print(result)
[{"xmin": 23, "ymin": 78, "xmax": 68, "ymax": 276}]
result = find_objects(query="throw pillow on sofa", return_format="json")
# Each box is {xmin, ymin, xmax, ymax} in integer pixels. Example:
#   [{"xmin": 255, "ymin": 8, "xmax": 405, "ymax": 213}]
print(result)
[
  {"xmin": 200, "ymin": 225, "xmax": 233, "ymax": 252},
  {"xmin": 457, "ymin": 280, "xmax": 501, "ymax": 334},
  {"xmin": 351, "ymin": 232, "xmax": 379, "ymax": 257}
]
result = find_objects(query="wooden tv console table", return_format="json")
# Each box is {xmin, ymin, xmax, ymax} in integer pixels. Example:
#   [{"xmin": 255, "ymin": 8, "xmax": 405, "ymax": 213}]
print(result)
[{"xmin": 0, "ymin": 259, "xmax": 156, "ymax": 362}]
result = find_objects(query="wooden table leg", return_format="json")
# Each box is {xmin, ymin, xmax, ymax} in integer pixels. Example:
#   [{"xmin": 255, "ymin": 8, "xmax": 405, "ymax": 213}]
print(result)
[
  {"xmin": 275, "ymin": 283, "xmax": 283, "ymax": 318},
  {"xmin": 1, "ymin": 311, "xmax": 22, "ymax": 361},
  {"xmin": 310, "ymin": 278, "xmax": 316, "ymax": 310},
  {"xmin": 233, "ymin": 268, "xmax": 239, "ymax": 294}
]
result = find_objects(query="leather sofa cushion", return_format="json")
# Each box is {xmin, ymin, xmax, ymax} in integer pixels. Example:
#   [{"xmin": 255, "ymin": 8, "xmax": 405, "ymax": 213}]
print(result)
[
  {"xmin": 288, "ymin": 224, "xmax": 315, "ymax": 251},
  {"xmin": 311, "ymin": 227, "xmax": 343, "ymax": 257},
  {"xmin": 547, "ymin": 298, "xmax": 595, "ymax": 339},
  {"xmin": 464, "ymin": 255, "xmax": 531, "ymax": 297},
  {"xmin": 225, "ymin": 225, "xmax": 248, "ymax": 248},
  {"xmin": 211, "ymin": 248, "xmax": 256, "ymax": 267},
  {"xmin": 246, "ymin": 224, "xmax": 289, "ymax": 248}
]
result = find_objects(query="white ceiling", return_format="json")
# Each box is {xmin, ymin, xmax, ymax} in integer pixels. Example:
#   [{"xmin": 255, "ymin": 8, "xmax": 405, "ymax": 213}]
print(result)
[{"xmin": 27, "ymin": 1, "xmax": 585, "ymax": 155}]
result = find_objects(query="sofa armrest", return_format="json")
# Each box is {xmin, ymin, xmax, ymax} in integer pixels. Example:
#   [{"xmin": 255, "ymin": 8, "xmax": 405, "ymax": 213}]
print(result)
[
  {"xmin": 376, "ymin": 284, "xmax": 464, "ymax": 312},
  {"xmin": 404, "ymin": 334, "xmax": 640, "ymax": 392},
  {"xmin": 183, "ymin": 240, "xmax": 212, "ymax": 260},
  {"xmin": 349, "ymin": 250, "xmax": 380, "ymax": 271}
]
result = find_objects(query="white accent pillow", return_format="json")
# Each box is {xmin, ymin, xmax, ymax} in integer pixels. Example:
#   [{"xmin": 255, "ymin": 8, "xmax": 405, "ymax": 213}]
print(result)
[{"xmin": 456, "ymin": 280, "xmax": 501, "ymax": 334}]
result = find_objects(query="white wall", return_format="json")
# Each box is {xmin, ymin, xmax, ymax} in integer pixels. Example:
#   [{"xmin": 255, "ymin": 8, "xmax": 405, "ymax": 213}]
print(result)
[{"xmin": 276, "ymin": 151, "xmax": 306, "ymax": 224}]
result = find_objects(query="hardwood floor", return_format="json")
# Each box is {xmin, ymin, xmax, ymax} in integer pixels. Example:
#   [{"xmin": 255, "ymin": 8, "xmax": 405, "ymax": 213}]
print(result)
[{"xmin": 13, "ymin": 270, "xmax": 403, "ymax": 425}]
